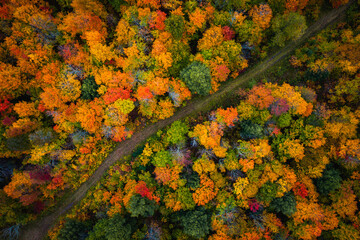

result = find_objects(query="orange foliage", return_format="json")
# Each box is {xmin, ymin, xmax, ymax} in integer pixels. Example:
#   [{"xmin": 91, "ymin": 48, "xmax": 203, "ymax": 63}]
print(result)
[
  {"xmin": 285, "ymin": 0, "xmax": 309, "ymax": 13},
  {"xmin": 198, "ymin": 26, "xmax": 223, "ymax": 51},
  {"xmin": 76, "ymin": 100, "xmax": 104, "ymax": 134},
  {"xmin": 193, "ymin": 174, "xmax": 218, "ymax": 206},
  {"xmin": 0, "ymin": 62, "xmax": 23, "ymax": 97},
  {"xmin": 154, "ymin": 162, "xmax": 183, "ymax": 190},
  {"xmin": 215, "ymin": 107, "xmax": 238, "ymax": 127},
  {"xmin": 250, "ymin": 4, "xmax": 273, "ymax": 29},
  {"xmin": 189, "ymin": 121, "xmax": 226, "ymax": 157},
  {"xmin": 13, "ymin": 101, "xmax": 39, "ymax": 118},
  {"xmin": 247, "ymin": 85, "xmax": 274, "ymax": 110}
]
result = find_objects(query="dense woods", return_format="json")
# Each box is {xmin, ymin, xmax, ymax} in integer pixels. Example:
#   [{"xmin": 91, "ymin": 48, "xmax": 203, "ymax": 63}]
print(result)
[{"xmin": 0, "ymin": 0, "xmax": 358, "ymax": 239}]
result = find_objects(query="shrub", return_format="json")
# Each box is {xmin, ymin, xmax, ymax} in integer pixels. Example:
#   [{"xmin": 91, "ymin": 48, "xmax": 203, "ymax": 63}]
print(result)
[
  {"xmin": 180, "ymin": 61, "xmax": 212, "ymax": 96},
  {"xmin": 257, "ymin": 182, "xmax": 279, "ymax": 204},
  {"xmin": 6, "ymin": 134, "xmax": 31, "ymax": 151},
  {"xmin": 29, "ymin": 128, "xmax": 57, "ymax": 146},
  {"xmin": 277, "ymin": 113, "xmax": 292, "ymax": 128}
]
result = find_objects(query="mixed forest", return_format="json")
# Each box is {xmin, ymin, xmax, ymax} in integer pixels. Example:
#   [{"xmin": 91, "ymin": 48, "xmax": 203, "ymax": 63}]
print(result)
[{"xmin": 0, "ymin": 0, "xmax": 359, "ymax": 239}]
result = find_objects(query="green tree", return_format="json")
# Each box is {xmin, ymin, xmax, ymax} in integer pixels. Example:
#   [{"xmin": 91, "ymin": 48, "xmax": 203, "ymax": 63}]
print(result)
[
  {"xmin": 277, "ymin": 113, "xmax": 292, "ymax": 128},
  {"xmin": 180, "ymin": 61, "xmax": 212, "ymax": 96},
  {"xmin": 176, "ymin": 207, "xmax": 211, "ymax": 238},
  {"xmin": 269, "ymin": 192, "xmax": 297, "ymax": 216},
  {"xmin": 165, "ymin": 15, "xmax": 185, "ymax": 40},
  {"xmin": 315, "ymin": 165, "xmax": 342, "ymax": 195},
  {"xmin": 87, "ymin": 214, "xmax": 135, "ymax": 240},
  {"xmin": 271, "ymin": 12, "xmax": 307, "ymax": 47},
  {"xmin": 58, "ymin": 219, "xmax": 90, "ymax": 240},
  {"xmin": 257, "ymin": 182, "xmax": 279, "ymax": 204},
  {"xmin": 166, "ymin": 121, "xmax": 189, "ymax": 145},
  {"xmin": 239, "ymin": 120, "xmax": 264, "ymax": 140},
  {"xmin": 126, "ymin": 194, "xmax": 158, "ymax": 218},
  {"xmin": 81, "ymin": 76, "xmax": 99, "ymax": 100}
]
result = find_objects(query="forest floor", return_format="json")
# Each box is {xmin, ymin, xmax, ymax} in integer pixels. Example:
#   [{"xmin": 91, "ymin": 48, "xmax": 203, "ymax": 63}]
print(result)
[{"xmin": 18, "ymin": 1, "xmax": 355, "ymax": 239}]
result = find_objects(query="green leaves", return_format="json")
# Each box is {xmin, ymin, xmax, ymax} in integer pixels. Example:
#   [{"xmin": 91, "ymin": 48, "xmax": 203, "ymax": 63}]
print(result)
[
  {"xmin": 270, "ymin": 192, "xmax": 297, "ymax": 216},
  {"xmin": 81, "ymin": 76, "xmax": 99, "ymax": 100},
  {"xmin": 180, "ymin": 61, "xmax": 212, "ymax": 96},
  {"xmin": 126, "ymin": 194, "xmax": 158, "ymax": 217}
]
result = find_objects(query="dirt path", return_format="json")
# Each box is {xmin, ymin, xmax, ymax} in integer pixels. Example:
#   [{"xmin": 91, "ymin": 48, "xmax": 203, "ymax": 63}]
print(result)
[{"xmin": 18, "ymin": 2, "xmax": 355, "ymax": 239}]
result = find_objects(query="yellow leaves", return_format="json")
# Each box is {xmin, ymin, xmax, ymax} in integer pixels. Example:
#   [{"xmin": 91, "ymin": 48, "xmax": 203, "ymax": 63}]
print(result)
[
  {"xmin": 115, "ymin": 19, "xmax": 136, "ymax": 45},
  {"xmin": 293, "ymin": 201, "xmax": 324, "ymax": 224},
  {"xmin": 213, "ymin": 146, "xmax": 227, "ymax": 158},
  {"xmin": 0, "ymin": 62, "xmax": 23, "ymax": 97},
  {"xmin": 331, "ymin": 185, "xmax": 358, "ymax": 220},
  {"xmin": 193, "ymin": 174, "xmax": 218, "ymax": 206},
  {"xmin": 153, "ymin": 98, "xmax": 175, "ymax": 120},
  {"xmin": 154, "ymin": 162, "xmax": 183, "ymax": 190},
  {"xmin": 193, "ymin": 155, "xmax": 216, "ymax": 175},
  {"xmin": 279, "ymin": 139, "xmax": 305, "ymax": 162},
  {"xmin": 189, "ymin": 121, "xmax": 224, "ymax": 154},
  {"xmin": 40, "ymin": 87, "xmax": 66, "ymax": 110},
  {"xmin": 215, "ymin": 107, "xmax": 238, "ymax": 127},
  {"xmin": 3, "ymin": 172, "xmax": 32, "ymax": 199},
  {"xmin": 28, "ymin": 143, "xmax": 58, "ymax": 165},
  {"xmin": 198, "ymin": 26, "xmax": 223, "ymax": 51},
  {"xmin": 155, "ymin": 51, "xmax": 173, "ymax": 70},
  {"xmin": 13, "ymin": 101, "xmax": 39, "ymax": 118},
  {"xmin": 146, "ymin": 75, "xmax": 170, "ymax": 95},
  {"xmin": 250, "ymin": 4, "xmax": 273, "ymax": 29},
  {"xmin": 188, "ymin": 8, "xmax": 206, "ymax": 33},
  {"xmin": 267, "ymin": 83, "xmax": 308, "ymax": 116},
  {"xmin": 232, "ymin": 12, "xmax": 246, "ymax": 29},
  {"xmin": 90, "ymin": 43, "xmax": 115, "ymax": 63},
  {"xmin": 233, "ymin": 177, "xmax": 249, "ymax": 199},
  {"xmin": 76, "ymin": 100, "xmax": 104, "ymax": 134},
  {"xmin": 57, "ymin": 74, "xmax": 81, "ymax": 102}
]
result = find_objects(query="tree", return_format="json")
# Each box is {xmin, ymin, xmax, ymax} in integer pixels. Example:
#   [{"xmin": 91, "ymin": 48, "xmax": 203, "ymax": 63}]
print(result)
[
  {"xmin": 176, "ymin": 207, "xmax": 212, "ymax": 238},
  {"xmin": 165, "ymin": 14, "xmax": 185, "ymax": 40},
  {"xmin": 87, "ymin": 214, "xmax": 135, "ymax": 240},
  {"xmin": 315, "ymin": 165, "xmax": 342, "ymax": 195},
  {"xmin": 126, "ymin": 194, "xmax": 158, "ymax": 217},
  {"xmin": 271, "ymin": 12, "xmax": 307, "ymax": 47},
  {"xmin": 270, "ymin": 192, "xmax": 297, "ymax": 216},
  {"xmin": 180, "ymin": 61, "xmax": 212, "ymax": 96},
  {"xmin": 256, "ymin": 182, "xmax": 279, "ymax": 204},
  {"xmin": 81, "ymin": 76, "xmax": 99, "ymax": 100},
  {"xmin": 239, "ymin": 120, "xmax": 264, "ymax": 140},
  {"xmin": 166, "ymin": 121, "xmax": 189, "ymax": 145},
  {"xmin": 57, "ymin": 219, "xmax": 90, "ymax": 240}
]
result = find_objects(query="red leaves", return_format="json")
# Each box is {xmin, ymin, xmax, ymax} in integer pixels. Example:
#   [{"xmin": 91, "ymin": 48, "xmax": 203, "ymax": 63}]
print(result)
[
  {"xmin": 103, "ymin": 88, "xmax": 132, "ymax": 105},
  {"xmin": 222, "ymin": 26, "xmax": 235, "ymax": 41},
  {"xmin": 293, "ymin": 182, "xmax": 308, "ymax": 199},
  {"xmin": 0, "ymin": 98, "xmax": 12, "ymax": 114},
  {"xmin": 135, "ymin": 181, "xmax": 159, "ymax": 202},
  {"xmin": 29, "ymin": 167, "xmax": 52, "ymax": 183},
  {"xmin": 136, "ymin": 86, "xmax": 154, "ymax": 101},
  {"xmin": 249, "ymin": 199, "xmax": 261, "ymax": 212},
  {"xmin": 150, "ymin": 10, "xmax": 166, "ymax": 30}
]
